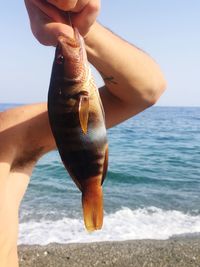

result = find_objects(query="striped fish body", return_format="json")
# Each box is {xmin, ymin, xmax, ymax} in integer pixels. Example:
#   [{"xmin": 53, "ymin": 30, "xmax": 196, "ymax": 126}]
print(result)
[{"xmin": 48, "ymin": 29, "xmax": 108, "ymax": 231}]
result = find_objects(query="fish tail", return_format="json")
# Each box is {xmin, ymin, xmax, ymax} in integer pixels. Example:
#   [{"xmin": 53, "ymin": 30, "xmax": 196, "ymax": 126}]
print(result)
[{"xmin": 82, "ymin": 182, "xmax": 103, "ymax": 231}]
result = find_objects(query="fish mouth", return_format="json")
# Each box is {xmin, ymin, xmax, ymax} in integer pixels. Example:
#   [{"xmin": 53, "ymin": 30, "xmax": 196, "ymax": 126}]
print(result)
[
  {"xmin": 54, "ymin": 28, "xmax": 86, "ymax": 80},
  {"xmin": 56, "ymin": 28, "xmax": 82, "ymax": 60}
]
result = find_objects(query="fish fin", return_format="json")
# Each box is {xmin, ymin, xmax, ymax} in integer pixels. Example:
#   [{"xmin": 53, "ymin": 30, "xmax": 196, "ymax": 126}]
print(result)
[
  {"xmin": 101, "ymin": 145, "xmax": 109, "ymax": 185},
  {"xmin": 82, "ymin": 184, "xmax": 103, "ymax": 231},
  {"xmin": 78, "ymin": 95, "xmax": 89, "ymax": 134}
]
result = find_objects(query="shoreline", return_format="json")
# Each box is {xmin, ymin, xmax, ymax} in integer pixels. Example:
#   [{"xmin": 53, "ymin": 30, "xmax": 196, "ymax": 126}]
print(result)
[{"xmin": 18, "ymin": 237, "xmax": 200, "ymax": 267}]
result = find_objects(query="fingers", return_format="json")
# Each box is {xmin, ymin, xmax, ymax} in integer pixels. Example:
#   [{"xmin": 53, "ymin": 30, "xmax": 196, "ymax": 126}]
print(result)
[
  {"xmin": 72, "ymin": 0, "xmax": 100, "ymax": 36},
  {"xmin": 24, "ymin": 0, "xmax": 73, "ymax": 46},
  {"xmin": 46, "ymin": 0, "xmax": 96, "ymax": 14},
  {"xmin": 72, "ymin": 0, "xmax": 90, "ymax": 12},
  {"xmin": 45, "ymin": 0, "xmax": 101, "ymax": 36},
  {"xmin": 47, "ymin": 0, "xmax": 78, "ymax": 11},
  {"xmin": 24, "ymin": 0, "xmax": 100, "ymax": 46},
  {"xmin": 37, "ymin": 22, "xmax": 74, "ymax": 46},
  {"xmin": 30, "ymin": 0, "xmax": 67, "ymax": 23}
]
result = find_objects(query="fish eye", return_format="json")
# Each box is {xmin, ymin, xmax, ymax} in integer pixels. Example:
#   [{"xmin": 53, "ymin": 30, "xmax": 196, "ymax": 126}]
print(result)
[{"xmin": 56, "ymin": 54, "xmax": 64, "ymax": 64}]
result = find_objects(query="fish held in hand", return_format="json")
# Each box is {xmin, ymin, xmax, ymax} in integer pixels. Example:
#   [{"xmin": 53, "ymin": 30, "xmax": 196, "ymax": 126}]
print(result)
[{"xmin": 48, "ymin": 28, "xmax": 108, "ymax": 231}]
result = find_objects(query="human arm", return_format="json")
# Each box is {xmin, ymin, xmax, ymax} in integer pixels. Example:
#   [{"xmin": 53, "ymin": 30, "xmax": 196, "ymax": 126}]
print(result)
[
  {"xmin": 0, "ymin": 103, "xmax": 57, "ymax": 266},
  {"xmin": 0, "ymin": 104, "xmax": 55, "ymax": 172},
  {"xmin": 85, "ymin": 22, "xmax": 166, "ymax": 128}
]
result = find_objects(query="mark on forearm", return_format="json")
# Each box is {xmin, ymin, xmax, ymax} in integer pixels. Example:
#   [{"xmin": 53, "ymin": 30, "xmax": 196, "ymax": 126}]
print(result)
[{"xmin": 100, "ymin": 72, "xmax": 118, "ymax": 85}]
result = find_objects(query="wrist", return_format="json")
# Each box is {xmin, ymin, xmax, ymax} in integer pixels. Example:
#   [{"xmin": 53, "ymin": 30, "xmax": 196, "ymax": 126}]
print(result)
[
  {"xmin": 84, "ymin": 21, "xmax": 99, "ymax": 39},
  {"xmin": 84, "ymin": 22, "xmax": 102, "ymax": 60}
]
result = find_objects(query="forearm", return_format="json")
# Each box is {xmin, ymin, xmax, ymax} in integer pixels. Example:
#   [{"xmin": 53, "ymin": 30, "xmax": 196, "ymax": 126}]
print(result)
[
  {"xmin": 0, "ymin": 104, "xmax": 56, "ymax": 169},
  {"xmin": 85, "ymin": 22, "xmax": 166, "ymax": 111}
]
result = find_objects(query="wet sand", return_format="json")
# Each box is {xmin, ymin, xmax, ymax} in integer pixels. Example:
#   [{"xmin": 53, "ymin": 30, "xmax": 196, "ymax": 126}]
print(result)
[{"xmin": 18, "ymin": 237, "xmax": 200, "ymax": 267}]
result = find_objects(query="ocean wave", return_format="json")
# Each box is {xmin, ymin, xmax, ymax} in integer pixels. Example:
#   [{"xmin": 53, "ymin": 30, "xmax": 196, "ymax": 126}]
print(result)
[{"xmin": 18, "ymin": 207, "xmax": 200, "ymax": 245}]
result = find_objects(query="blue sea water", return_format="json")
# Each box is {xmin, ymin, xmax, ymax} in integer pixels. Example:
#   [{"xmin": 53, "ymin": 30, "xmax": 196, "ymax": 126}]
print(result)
[{"xmin": 1, "ymin": 103, "xmax": 200, "ymax": 244}]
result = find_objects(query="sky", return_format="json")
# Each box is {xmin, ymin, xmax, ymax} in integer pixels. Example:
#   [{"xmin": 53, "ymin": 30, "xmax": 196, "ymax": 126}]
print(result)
[{"xmin": 0, "ymin": 1, "xmax": 200, "ymax": 106}]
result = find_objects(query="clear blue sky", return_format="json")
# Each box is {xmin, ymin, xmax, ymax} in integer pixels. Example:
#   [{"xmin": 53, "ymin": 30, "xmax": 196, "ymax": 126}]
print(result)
[{"xmin": 0, "ymin": 1, "xmax": 200, "ymax": 106}]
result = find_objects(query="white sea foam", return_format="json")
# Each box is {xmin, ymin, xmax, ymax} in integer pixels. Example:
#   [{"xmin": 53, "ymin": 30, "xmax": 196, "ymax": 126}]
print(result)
[{"xmin": 18, "ymin": 207, "xmax": 200, "ymax": 245}]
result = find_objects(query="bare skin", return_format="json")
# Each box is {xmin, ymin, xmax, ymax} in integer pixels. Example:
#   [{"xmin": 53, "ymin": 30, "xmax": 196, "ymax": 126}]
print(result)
[
  {"xmin": 0, "ymin": 1, "xmax": 166, "ymax": 266},
  {"xmin": 24, "ymin": 0, "xmax": 100, "ymax": 43}
]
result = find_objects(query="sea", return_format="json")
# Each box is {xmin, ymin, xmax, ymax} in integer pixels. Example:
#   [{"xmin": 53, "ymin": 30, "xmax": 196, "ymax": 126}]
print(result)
[{"xmin": 1, "ymin": 103, "xmax": 200, "ymax": 245}]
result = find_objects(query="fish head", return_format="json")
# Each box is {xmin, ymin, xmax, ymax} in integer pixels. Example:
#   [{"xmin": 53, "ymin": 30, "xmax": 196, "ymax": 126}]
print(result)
[{"xmin": 55, "ymin": 28, "xmax": 87, "ymax": 81}]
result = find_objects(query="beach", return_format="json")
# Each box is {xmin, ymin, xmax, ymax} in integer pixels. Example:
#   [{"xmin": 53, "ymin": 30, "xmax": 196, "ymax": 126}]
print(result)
[{"xmin": 18, "ymin": 237, "xmax": 200, "ymax": 267}]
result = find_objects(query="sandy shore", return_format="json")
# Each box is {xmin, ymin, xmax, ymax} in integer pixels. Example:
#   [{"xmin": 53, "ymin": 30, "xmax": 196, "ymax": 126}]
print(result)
[{"xmin": 18, "ymin": 237, "xmax": 200, "ymax": 267}]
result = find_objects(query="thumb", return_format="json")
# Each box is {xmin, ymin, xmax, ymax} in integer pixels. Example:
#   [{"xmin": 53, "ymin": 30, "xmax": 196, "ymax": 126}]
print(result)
[{"xmin": 36, "ymin": 23, "xmax": 74, "ymax": 46}]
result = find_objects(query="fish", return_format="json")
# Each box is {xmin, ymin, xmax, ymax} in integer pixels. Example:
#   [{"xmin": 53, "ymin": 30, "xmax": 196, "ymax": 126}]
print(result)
[{"xmin": 47, "ymin": 28, "xmax": 108, "ymax": 231}]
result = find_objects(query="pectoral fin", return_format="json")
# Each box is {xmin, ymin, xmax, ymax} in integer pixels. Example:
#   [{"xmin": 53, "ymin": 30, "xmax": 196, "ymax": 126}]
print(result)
[{"xmin": 78, "ymin": 95, "xmax": 89, "ymax": 134}]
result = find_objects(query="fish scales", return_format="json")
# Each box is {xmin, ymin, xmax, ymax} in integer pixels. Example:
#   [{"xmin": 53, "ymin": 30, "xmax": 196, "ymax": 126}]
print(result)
[{"xmin": 48, "ymin": 28, "xmax": 108, "ymax": 231}]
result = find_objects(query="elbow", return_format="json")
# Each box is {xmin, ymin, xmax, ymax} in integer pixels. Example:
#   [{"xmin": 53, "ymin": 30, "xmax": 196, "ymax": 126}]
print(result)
[{"xmin": 142, "ymin": 75, "xmax": 167, "ymax": 107}]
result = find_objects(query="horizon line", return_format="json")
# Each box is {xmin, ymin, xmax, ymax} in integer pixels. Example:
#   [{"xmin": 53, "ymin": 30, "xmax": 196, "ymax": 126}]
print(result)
[{"xmin": 0, "ymin": 102, "xmax": 199, "ymax": 108}]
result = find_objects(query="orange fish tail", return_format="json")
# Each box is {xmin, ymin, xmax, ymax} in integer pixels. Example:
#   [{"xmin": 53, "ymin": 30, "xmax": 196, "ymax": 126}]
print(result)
[{"xmin": 82, "ymin": 182, "xmax": 103, "ymax": 231}]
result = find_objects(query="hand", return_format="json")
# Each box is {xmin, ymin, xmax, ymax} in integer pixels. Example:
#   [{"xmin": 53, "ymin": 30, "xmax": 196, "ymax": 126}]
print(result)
[
  {"xmin": 47, "ymin": 0, "xmax": 100, "ymax": 36},
  {"xmin": 24, "ymin": 0, "xmax": 100, "ymax": 46}
]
